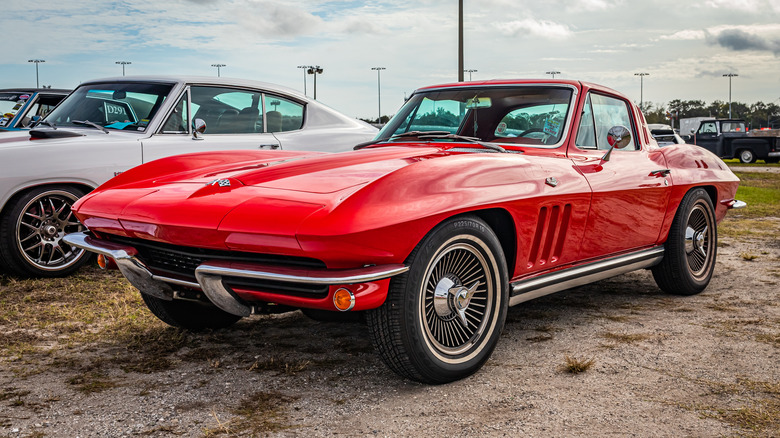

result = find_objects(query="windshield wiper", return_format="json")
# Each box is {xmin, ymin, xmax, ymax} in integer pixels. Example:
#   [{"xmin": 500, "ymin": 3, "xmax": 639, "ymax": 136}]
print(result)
[
  {"xmin": 354, "ymin": 131, "xmax": 455, "ymax": 150},
  {"xmin": 416, "ymin": 133, "xmax": 509, "ymax": 153},
  {"xmin": 37, "ymin": 120, "xmax": 57, "ymax": 130},
  {"xmin": 72, "ymin": 120, "xmax": 109, "ymax": 134}
]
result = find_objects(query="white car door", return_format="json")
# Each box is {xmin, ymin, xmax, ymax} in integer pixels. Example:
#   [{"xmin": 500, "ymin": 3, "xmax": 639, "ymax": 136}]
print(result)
[{"xmin": 140, "ymin": 85, "xmax": 282, "ymax": 163}]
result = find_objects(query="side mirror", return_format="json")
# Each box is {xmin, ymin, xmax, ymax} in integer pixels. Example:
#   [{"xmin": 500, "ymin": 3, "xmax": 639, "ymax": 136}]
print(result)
[
  {"xmin": 192, "ymin": 118, "xmax": 206, "ymax": 139},
  {"xmin": 27, "ymin": 115, "xmax": 42, "ymax": 128},
  {"xmin": 601, "ymin": 125, "xmax": 631, "ymax": 162}
]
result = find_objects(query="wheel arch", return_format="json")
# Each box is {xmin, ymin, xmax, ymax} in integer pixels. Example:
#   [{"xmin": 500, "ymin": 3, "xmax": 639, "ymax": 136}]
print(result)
[
  {"xmin": 0, "ymin": 182, "xmax": 96, "ymax": 217},
  {"xmin": 466, "ymin": 208, "xmax": 517, "ymax": 277}
]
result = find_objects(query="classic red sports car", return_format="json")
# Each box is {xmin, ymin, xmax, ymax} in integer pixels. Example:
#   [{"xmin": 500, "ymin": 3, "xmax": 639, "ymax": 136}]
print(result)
[{"xmin": 64, "ymin": 79, "xmax": 743, "ymax": 383}]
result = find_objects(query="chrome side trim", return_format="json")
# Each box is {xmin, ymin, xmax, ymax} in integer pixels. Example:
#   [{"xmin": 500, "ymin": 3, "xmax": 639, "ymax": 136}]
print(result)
[
  {"xmin": 63, "ymin": 232, "xmax": 174, "ymax": 301},
  {"xmin": 509, "ymin": 246, "xmax": 665, "ymax": 306}
]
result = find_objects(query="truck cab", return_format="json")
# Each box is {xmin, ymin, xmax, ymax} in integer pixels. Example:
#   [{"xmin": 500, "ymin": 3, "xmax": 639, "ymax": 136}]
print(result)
[{"xmin": 686, "ymin": 118, "xmax": 779, "ymax": 163}]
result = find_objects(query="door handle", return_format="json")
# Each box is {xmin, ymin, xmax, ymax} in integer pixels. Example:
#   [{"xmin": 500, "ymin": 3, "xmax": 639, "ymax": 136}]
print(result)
[
  {"xmin": 258, "ymin": 144, "xmax": 280, "ymax": 149},
  {"xmin": 649, "ymin": 169, "xmax": 671, "ymax": 177}
]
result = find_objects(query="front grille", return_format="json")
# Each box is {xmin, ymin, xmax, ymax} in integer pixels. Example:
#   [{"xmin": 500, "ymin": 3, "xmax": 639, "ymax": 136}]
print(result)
[{"xmin": 108, "ymin": 236, "xmax": 327, "ymax": 296}]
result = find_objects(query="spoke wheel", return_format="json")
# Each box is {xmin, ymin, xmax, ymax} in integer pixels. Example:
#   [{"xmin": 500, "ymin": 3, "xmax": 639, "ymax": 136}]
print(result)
[
  {"xmin": 422, "ymin": 241, "xmax": 493, "ymax": 357},
  {"xmin": 367, "ymin": 216, "xmax": 508, "ymax": 384},
  {"xmin": 652, "ymin": 188, "xmax": 717, "ymax": 295},
  {"xmin": 0, "ymin": 186, "xmax": 90, "ymax": 277}
]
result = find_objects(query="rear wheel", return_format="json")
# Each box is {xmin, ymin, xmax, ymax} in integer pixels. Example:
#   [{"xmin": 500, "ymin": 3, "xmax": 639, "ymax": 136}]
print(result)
[
  {"xmin": 0, "ymin": 186, "xmax": 90, "ymax": 277},
  {"xmin": 142, "ymin": 293, "xmax": 241, "ymax": 331},
  {"xmin": 367, "ymin": 216, "xmax": 508, "ymax": 384},
  {"xmin": 738, "ymin": 149, "xmax": 756, "ymax": 164},
  {"xmin": 652, "ymin": 188, "xmax": 717, "ymax": 295}
]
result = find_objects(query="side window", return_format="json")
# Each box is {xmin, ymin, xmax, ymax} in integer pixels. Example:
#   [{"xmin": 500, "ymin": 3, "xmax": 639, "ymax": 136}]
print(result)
[
  {"xmin": 698, "ymin": 122, "xmax": 717, "ymax": 134},
  {"xmin": 190, "ymin": 86, "xmax": 262, "ymax": 134},
  {"xmin": 264, "ymin": 95, "xmax": 303, "ymax": 132},
  {"xmin": 590, "ymin": 94, "xmax": 636, "ymax": 150},
  {"xmin": 160, "ymin": 92, "xmax": 189, "ymax": 134},
  {"xmin": 575, "ymin": 94, "xmax": 596, "ymax": 149}
]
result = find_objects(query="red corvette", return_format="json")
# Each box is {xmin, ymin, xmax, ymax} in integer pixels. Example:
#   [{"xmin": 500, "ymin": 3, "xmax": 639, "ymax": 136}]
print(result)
[{"xmin": 64, "ymin": 79, "xmax": 743, "ymax": 383}]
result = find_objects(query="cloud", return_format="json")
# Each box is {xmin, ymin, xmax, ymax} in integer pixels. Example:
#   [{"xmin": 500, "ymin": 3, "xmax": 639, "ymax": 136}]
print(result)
[
  {"xmin": 496, "ymin": 18, "xmax": 573, "ymax": 40},
  {"xmin": 659, "ymin": 30, "xmax": 706, "ymax": 41},
  {"xmin": 708, "ymin": 28, "xmax": 780, "ymax": 55},
  {"xmin": 695, "ymin": 68, "xmax": 739, "ymax": 78},
  {"xmin": 234, "ymin": 1, "xmax": 323, "ymax": 37}
]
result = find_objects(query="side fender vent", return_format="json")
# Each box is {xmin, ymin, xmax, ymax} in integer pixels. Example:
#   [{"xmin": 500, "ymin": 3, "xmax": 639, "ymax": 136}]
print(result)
[{"xmin": 527, "ymin": 204, "xmax": 572, "ymax": 269}]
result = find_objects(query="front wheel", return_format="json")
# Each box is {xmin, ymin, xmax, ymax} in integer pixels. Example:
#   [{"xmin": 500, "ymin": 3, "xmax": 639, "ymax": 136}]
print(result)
[
  {"xmin": 0, "ymin": 186, "xmax": 90, "ymax": 277},
  {"xmin": 367, "ymin": 216, "xmax": 508, "ymax": 384},
  {"xmin": 738, "ymin": 149, "xmax": 756, "ymax": 164},
  {"xmin": 652, "ymin": 188, "xmax": 717, "ymax": 295}
]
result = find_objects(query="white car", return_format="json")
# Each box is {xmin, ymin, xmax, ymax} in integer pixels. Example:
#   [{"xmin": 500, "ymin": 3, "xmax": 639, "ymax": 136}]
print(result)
[{"xmin": 0, "ymin": 76, "xmax": 377, "ymax": 277}]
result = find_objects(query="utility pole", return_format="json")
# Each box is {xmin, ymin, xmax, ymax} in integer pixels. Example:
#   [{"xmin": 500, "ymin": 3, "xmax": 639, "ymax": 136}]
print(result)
[
  {"xmin": 634, "ymin": 72, "xmax": 649, "ymax": 111},
  {"xmin": 458, "ymin": 0, "xmax": 464, "ymax": 82},
  {"xmin": 371, "ymin": 67, "xmax": 386, "ymax": 124},
  {"xmin": 28, "ymin": 59, "xmax": 45, "ymax": 88},
  {"xmin": 546, "ymin": 70, "xmax": 561, "ymax": 79},
  {"xmin": 116, "ymin": 61, "xmax": 131, "ymax": 76},
  {"xmin": 723, "ymin": 73, "xmax": 738, "ymax": 118},
  {"xmin": 307, "ymin": 66, "xmax": 323, "ymax": 99},
  {"xmin": 211, "ymin": 63, "xmax": 226, "ymax": 77}
]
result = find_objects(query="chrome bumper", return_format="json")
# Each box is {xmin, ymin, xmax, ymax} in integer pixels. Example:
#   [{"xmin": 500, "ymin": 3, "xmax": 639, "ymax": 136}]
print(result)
[
  {"xmin": 63, "ymin": 231, "xmax": 409, "ymax": 317},
  {"xmin": 722, "ymin": 199, "xmax": 747, "ymax": 209}
]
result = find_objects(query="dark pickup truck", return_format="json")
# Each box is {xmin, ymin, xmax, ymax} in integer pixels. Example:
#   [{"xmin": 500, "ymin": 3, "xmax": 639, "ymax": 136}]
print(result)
[{"xmin": 684, "ymin": 119, "xmax": 780, "ymax": 163}]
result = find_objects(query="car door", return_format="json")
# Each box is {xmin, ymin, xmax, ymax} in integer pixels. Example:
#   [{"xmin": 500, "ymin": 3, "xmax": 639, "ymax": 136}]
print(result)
[
  {"xmin": 568, "ymin": 92, "xmax": 671, "ymax": 259},
  {"xmin": 693, "ymin": 121, "xmax": 720, "ymax": 155},
  {"xmin": 141, "ymin": 85, "xmax": 283, "ymax": 163}
]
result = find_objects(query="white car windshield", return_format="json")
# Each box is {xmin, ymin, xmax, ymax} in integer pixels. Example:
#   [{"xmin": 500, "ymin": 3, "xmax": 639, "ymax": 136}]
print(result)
[
  {"xmin": 44, "ymin": 82, "xmax": 174, "ymax": 132},
  {"xmin": 377, "ymin": 86, "xmax": 573, "ymax": 148},
  {"xmin": 0, "ymin": 92, "xmax": 30, "ymax": 119}
]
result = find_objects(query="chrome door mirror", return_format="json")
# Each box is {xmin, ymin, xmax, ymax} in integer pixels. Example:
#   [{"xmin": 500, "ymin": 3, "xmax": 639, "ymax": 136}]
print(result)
[
  {"xmin": 601, "ymin": 125, "xmax": 631, "ymax": 161},
  {"xmin": 192, "ymin": 118, "xmax": 206, "ymax": 139}
]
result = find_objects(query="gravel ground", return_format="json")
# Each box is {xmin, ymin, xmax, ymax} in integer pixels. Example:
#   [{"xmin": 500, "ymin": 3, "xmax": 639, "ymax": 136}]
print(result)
[{"xmin": 0, "ymin": 231, "xmax": 778, "ymax": 437}]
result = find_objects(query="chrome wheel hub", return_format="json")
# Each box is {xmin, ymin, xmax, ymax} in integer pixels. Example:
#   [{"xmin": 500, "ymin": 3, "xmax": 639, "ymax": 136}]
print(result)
[
  {"xmin": 16, "ymin": 191, "xmax": 85, "ymax": 271},
  {"xmin": 433, "ymin": 274, "xmax": 479, "ymax": 327}
]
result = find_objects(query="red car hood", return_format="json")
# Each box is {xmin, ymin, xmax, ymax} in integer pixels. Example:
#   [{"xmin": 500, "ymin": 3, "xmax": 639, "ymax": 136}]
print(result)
[{"xmin": 75, "ymin": 146, "xmax": 443, "ymax": 252}]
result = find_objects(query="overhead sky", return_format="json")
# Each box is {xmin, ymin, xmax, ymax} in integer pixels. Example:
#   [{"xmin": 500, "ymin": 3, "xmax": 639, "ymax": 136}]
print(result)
[{"xmin": 2, "ymin": 0, "xmax": 780, "ymax": 120}]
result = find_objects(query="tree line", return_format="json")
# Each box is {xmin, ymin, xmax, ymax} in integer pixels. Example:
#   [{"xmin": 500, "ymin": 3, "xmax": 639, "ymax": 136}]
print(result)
[{"xmin": 642, "ymin": 99, "xmax": 780, "ymax": 130}]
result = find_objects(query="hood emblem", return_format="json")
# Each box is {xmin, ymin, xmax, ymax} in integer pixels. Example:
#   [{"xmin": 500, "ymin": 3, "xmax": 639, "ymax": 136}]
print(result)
[{"xmin": 208, "ymin": 179, "xmax": 231, "ymax": 187}]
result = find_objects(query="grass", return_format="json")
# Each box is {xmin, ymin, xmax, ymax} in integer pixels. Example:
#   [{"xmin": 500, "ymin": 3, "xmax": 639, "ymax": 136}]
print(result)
[
  {"xmin": 729, "ymin": 171, "xmax": 780, "ymax": 219},
  {"xmin": 562, "ymin": 355, "xmax": 595, "ymax": 374},
  {"xmin": 601, "ymin": 332, "xmax": 651, "ymax": 343},
  {"xmin": 202, "ymin": 391, "xmax": 298, "ymax": 436},
  {"xmin": 724, "ymin": 158, "xmax": 780, "ymax": 167}
]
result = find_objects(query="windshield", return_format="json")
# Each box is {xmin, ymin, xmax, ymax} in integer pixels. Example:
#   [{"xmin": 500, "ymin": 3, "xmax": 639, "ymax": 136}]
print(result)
[
  {"xmin": 0, "ymin": 92, "xmax": 31, "ymax": 123},
  {"xmin": 377, "ymin": 86, "xmax": 573, "ymax": 147},
  {"xmin": 44, "ymin": 82, "xmax": 174, "ymax": 132}
]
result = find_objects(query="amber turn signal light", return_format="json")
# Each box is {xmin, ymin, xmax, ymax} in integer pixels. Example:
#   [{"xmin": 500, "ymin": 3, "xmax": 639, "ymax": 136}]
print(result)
[
  {"xmin": 97, "ymin": 254, "xmax": 108, "ymax": 270},
  {"xmin": 333, "ymin": 287, "xmax": 355, "ymax": 312}
]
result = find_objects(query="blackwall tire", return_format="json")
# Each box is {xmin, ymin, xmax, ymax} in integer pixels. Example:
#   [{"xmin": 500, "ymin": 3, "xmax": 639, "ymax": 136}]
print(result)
[
  {"xmin": 141, "ymin": 293, "xmax": 242, "ymax": 331},
  {"xmin": 366, "ymin": 216, "xmax": 508, "ymax": 383},
  {"xmin": 0, "ymin": 186, "xmax": 91, "ymax": 277},
  {"xmin": 652, "ymin": 188, "xmax": 717, "ymax": 295}
]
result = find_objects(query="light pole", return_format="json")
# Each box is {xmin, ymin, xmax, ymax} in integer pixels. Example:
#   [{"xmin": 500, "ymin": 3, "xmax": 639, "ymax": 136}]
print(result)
[
  {"xmin": 115, "ymin": 61, "xmax": 131, "ymax": 76},
  {"xmin": 297, "ymin": 65, "xmax": 309, "ymax": 96},
  {"xmin": 211, "ymin": 63, "xmax": 226, "ymax": 77},
  {"xmin": 371, "ymin": 67, "xmax": 386, "ymax": 123},
  {"xmin": 458, "ymin": 0, "xmax": 464, "ymax": 82},
  {"xmin": 634, "ymin": 72, "xmax": 649, "ymax": 111},
  {"xmin": 307, "ymin": 66, "xmax": 323, "ymax": 99},
  {"xmin": 546, "ymin": 70, "xmax": 561, "ymax": 79},
  {"xmin": 464, "ymin": 69, "xmax": 477, "ymax": 81},
  {"xmin": 723, "ymin": 73, "xmax": 738, "ymax": 118},
  {"xmin": 28, "ymin": 59, "xmax": 45, "ymax": 88}
]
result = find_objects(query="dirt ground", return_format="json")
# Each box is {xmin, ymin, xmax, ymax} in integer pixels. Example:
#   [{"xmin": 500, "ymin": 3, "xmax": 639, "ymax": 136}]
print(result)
[{"xmin": 0, "ymin": 223, "xmax": 778, "ymax": 437}]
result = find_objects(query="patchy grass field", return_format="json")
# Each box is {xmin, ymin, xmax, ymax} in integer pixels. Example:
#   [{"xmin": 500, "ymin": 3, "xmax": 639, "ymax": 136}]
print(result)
[{"xmin": 0, "ymin": 167, "xmax": 778, "ymax": 437}]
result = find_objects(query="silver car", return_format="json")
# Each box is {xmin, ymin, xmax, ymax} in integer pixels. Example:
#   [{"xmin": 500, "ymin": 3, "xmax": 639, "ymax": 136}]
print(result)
[{"xmin": 0, "ymin": 76, "xmax": 377, "ymax": 277}]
